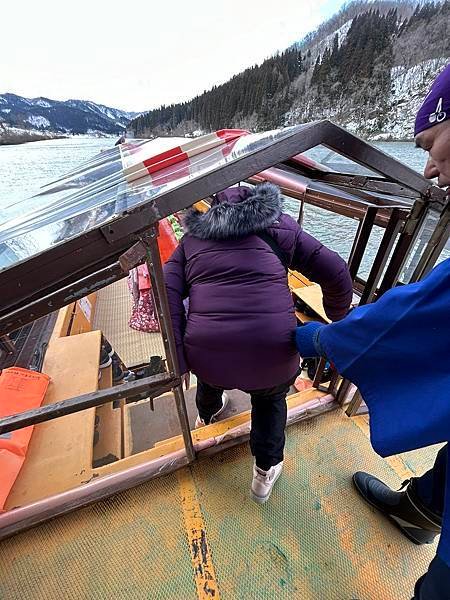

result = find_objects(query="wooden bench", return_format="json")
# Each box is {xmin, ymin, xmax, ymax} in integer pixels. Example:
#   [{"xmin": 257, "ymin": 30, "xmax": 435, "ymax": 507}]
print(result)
[{"xmin": 5, "ymin": 330, "xmax": 101, "ymax": 509}]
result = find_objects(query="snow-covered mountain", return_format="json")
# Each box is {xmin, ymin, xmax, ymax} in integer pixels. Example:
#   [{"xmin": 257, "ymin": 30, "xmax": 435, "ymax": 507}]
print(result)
[
  {"xmin": 0, "ymin": 93, "xmax": 139, "ymax": 137},
  {"xmin": 284, "ymin": 55, "xmax": 450, "ymax": 140},
  {"xmin": 283, "ymin": 1, "xmax": 450, "ymax": 140}
]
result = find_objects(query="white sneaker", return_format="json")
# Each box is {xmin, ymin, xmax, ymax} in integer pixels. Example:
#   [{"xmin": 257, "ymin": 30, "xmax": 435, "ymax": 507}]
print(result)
[
  {"xmin": 251, "ymin": 461, "xmax": 283, "ymax": 504},
  {"xmin": 195, "ymin": 392, "xmax": 229, "ymax": 428}
]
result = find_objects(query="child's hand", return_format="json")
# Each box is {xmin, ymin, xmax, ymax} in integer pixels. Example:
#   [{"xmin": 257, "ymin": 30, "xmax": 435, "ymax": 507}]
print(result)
[{"xmin": 181, "ymin": 372, "xmax": 190, "ymax": 391}]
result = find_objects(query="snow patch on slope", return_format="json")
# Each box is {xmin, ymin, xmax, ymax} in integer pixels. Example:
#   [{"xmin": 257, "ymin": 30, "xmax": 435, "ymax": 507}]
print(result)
[
  {"xmin": 284, "ymin": 56, "xmax": 449, "ymax": 140},
  {"xmin": 308, "ymin": 20, "xmax": 352, "ymax": 62},
  {"xmin": 27, "ymin": 115, "xmax": 51, "ymax": 128},
  {"xmin": 386, "ymin": 56, "xmax": 449, "ymax": 139},
  {"xmin": 32, "ymin": 99, "xmax": 52, "ymax": 108}
]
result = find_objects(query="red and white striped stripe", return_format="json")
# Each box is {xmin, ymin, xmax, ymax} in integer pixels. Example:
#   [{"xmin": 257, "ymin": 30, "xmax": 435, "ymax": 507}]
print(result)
[{"xmin": 121, "ymin": 129, "xmax": 249, "ymax": 184}]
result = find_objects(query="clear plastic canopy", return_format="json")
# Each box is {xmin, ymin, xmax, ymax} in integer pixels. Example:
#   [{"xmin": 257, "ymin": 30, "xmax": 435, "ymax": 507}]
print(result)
[{"xmin": 0, "ymin": 126, "xmax": 306, "ymax": 271}]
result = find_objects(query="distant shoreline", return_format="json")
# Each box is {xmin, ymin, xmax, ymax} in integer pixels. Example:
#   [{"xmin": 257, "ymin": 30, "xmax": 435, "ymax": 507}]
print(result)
[
  {"xmin": 0, "ymin": 132, "xmax": 68, "ymax": 146},
  {"xmin": 0, "ymin": 130, "xmax": 414, "ymax": 147}
]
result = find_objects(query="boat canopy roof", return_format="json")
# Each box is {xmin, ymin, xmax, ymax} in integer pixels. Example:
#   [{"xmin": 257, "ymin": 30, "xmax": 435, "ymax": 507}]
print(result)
[{"xmin": 0, "ymin": 120, "xmax": 445, "ymax": 336}]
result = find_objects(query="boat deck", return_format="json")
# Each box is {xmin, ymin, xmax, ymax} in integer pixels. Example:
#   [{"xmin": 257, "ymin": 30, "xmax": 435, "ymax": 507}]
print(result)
[
  {"xmin": 0, "ymin": 278, "xmax": 442, "ymax": 599},
  {"xmin": 0, "ymin": 408, "xmax": 441, "ymax": 600}
]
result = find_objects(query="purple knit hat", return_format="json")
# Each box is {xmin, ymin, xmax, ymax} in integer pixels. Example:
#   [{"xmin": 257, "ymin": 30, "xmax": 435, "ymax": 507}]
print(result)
[{"xmin": 414, "ymin": 63, "xmax": 450, "ymax": 136}]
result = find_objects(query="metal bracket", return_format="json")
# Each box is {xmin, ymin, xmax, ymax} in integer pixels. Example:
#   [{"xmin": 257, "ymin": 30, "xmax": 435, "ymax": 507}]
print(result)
[
  {"xmin": 0, "ymin": 335, "xmax": 16, "ymax": 355},
  {"xmin": 351, "ymin": 175, "xmax": 368, "ymax": 187},
  {"xmin": 425, "ymin": 185, "xmax": 448, "ymax": 210},
  {"xmin": 118, "ymin": 241, "xmax": 147, "ymax": 273},
  {"xmin": 140, "ymin": 221, "xmax": 160, "ymax": 238},
  {"xmin": 100, "ymin": 201, "xmax": 161, "ymax": 244}
]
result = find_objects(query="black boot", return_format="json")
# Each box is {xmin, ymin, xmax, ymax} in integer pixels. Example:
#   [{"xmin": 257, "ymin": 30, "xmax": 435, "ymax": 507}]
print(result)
[{"xmin": 353, "ymin": 472, "xmax": 441, "ymax": 545}]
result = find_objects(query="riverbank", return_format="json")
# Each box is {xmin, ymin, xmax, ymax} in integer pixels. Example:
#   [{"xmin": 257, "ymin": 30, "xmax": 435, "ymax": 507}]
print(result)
[
  {"xmin": 2, "ymin": 125, "xmax": 414, "ymax": 146},
  {"xmin": 0, "ymin": 127, "xmax": 67, "ymax": 146},
  {"xmin": 0, "ymin": 126, "xmax": 116, "ymax": 146}
]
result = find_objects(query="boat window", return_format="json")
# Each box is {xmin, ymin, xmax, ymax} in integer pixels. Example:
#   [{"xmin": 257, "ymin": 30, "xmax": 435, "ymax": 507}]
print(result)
[
  {"xmin": 356, "ymin": 223, "xmax": 398, "ymax": 280},
  {"xmin": 302, "ymin": 145, "xmax": 380, "ymax": 177},
  {"xmin": 288, "ymin": 199, "xmax": 393, "ymax": 280},
  {"xmin": 283, "ymin": 199, "xmax": 359, "ymax": 260},
  {"xmin": 435, "ymin": 243, "xmax": 450, "ymax": 266},
  {"xmin": 399, "ymin": 209, "xmax": 448, "ymax": 282}
]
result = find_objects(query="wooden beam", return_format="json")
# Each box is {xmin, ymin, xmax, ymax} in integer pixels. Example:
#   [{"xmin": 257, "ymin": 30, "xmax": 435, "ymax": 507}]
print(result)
[{"xmin": 94, "ymin": 388, "xmax": 326, "ymax": 477}]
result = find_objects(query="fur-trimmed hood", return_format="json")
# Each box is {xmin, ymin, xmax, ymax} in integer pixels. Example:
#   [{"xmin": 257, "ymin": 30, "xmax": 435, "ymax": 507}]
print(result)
[{"xmin": 183, "ymin": 182, "xmax": 282, "ymax": 240}]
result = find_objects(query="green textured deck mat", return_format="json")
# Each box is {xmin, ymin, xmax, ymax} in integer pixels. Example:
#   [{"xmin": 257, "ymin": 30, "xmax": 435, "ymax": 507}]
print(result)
[
  {"xmin": 0, "ymin": 408, "xmax": 439, "ymax": 600},
  {"xmin": 0, "ymin": 474, "xmax": 197, "ymax": 600},
  {"xmin": 192, "ymin": 409, "xmax": 437, "ymax": 600},
  {"xmin": 398, "ymin": 443, "xmax": 443, "ymax": 477}
]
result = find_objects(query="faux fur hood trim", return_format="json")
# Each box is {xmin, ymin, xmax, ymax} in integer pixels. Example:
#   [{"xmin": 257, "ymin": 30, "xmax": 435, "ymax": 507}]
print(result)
[{"xmin": 183, "ymin": 183, "xmax": 282, "ymax": 240}]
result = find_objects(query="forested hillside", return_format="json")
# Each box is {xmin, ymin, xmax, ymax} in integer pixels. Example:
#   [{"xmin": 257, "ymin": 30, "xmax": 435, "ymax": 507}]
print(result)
[{"xmin": 131, "ymin": 0, "xmax": 449, "ymax": 140}]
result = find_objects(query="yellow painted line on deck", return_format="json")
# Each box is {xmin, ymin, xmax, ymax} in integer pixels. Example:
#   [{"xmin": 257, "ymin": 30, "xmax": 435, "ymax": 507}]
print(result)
[{"xmin": 177, "ymin": 468, "xmax": 221, "ymax": 599}]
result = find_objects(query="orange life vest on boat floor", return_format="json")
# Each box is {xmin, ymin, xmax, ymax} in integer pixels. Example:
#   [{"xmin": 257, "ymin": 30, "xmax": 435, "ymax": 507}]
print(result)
[{"xmin": 0, "ymin": 367, "xmax": 50, "ymax": 510}]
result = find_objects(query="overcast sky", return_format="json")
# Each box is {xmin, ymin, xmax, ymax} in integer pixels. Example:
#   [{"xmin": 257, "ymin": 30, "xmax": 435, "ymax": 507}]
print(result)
[{"xmin": 1, "ymin": 0, "xmax": 345, "ymax": 112}]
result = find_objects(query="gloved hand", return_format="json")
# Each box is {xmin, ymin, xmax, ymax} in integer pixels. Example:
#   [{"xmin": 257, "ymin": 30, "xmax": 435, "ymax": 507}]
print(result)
[{"xmin": 295, "ymin": 321, "xmax": 326, "ymax": 358}]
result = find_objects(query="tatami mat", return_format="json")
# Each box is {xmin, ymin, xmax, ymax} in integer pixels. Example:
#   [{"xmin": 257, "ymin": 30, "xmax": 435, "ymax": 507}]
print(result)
[{"xmin": 92, "ymin": 278, "xmax": 165, "ymax": 367}]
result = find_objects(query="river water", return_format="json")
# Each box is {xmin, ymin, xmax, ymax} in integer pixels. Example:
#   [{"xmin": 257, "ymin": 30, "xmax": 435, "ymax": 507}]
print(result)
[
  {"xmin": 0, "ymin": 136, "xmax": 441, "ymax": 277},
  {"xmin": 0, "ymin": 137, "xmax": 110, "ymax": 204}
]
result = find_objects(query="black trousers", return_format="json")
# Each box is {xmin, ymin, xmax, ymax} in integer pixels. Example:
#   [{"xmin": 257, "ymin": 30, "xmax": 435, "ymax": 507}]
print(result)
[
  {"xmin": 414, "ymin": 554, "xmax": 450, "ymax": 600},
  {"xmin": 413, "ymin": 445, "xmax": 450, "ymax": 600},
  {"xmin": 196, "ymin": 378, "xmax": 294, "ymax": 471}
]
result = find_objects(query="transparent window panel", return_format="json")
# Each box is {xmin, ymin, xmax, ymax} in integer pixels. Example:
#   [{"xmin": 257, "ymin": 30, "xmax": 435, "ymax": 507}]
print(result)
[
  {"xmin": 400, "ymin": 210, "xmax": 441, "ymax": 283},
  {"xmin": 355, "ymin": 224, "xmax": 402, "ymax": 283},
  {"xmin": 302, "ymin": 145, "xmax": 380, "ymax": 177},
  {"xmin": 436, "ymin": 244, "xmax": 450, "ymax": 266},
  {"xmin": 0, "ymin": 126, "xmax": 307, "ymax": 272},
  {"xmin": 283, "ymin": 195, "xmax": 403, "ymax": 284},
  {"xmin": 373, "ymin": 141, "xmax": 428, "ymax": 175}
]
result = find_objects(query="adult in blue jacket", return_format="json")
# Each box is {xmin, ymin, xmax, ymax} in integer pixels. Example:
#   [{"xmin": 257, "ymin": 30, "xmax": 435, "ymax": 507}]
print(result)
[{"xmin": 296, "ymin": 63, "xmax": 450, "ymax": 600}]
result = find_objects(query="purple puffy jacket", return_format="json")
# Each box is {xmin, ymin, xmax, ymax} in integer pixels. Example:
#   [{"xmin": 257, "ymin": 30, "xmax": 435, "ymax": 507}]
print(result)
[{"xmin": 164, "ymin": 183, "xmax": 353, "ymax": 390}]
